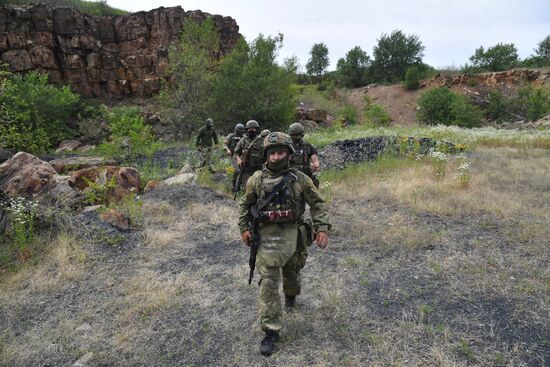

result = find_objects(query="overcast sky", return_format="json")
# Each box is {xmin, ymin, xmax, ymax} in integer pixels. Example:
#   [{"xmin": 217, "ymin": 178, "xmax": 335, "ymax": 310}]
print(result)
[{"xmin": 107, "ymin": 0, "xmax": 549, "ymax": 71}]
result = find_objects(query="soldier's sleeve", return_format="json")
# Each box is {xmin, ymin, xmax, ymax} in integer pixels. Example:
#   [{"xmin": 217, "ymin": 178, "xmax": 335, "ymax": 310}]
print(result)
[
  {"xmin": 213, "ymin": 130, "xmax": 219, "ymax": 145},
  {"xmin": 238, "ymin": 173, "xmax": 260, "ymax": 232},
  {"xmin": 308, "ymin": 143, "xmax": 318, "ymax": 156},
  {"xmin": 196, "ymin": 128, "xmax": 203, "ymax": 146},
  {"xmin": 302, "ymin": 174, "xmax": 331, "ymax": 233},
  {"xmin": 234, "ymin": 139, "xmax": 243, "ymax": 156}
]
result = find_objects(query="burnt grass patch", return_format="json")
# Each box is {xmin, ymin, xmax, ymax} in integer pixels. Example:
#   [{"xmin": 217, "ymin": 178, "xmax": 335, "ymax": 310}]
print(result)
[{"xmin": 326, "ymin": 196, "xmax": 550, "ymax": 366}]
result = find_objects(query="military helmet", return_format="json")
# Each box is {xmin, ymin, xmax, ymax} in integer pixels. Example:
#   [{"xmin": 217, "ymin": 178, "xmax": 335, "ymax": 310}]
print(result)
[
  {"xmin": 287, "ymin": 122, "xmax": 305, "ymax": 136},
  {"xmin": 263, "ymin": 132, "xmax": 295, "ymax": 157},
  {"xmin": 206, "ymin": 118, "xmax": 214, "ymax": 127},
  {"xmin": 235, "ymin": 123, "xmax": 245, "ymax": 132},
  {"xmin": 260, "ymin": 129, "xmax": 271, "ymax": 138},
  {"xmin": 245, "ymin": 119, "xmax": 260, "ymax": 129}
]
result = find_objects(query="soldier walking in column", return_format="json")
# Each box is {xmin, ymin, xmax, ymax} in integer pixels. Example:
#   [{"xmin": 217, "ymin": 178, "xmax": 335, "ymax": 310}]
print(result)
[
  {"xmin": 239, "ymin": 132, "xmax": 331, "ymax": 356},
  {"xmin": 233, "ymin": 120, "xmax": 264, "ymax": 192},
  {"xmin": 287, "ymin": 122, "xmax": 321, "ymax": 188},
  {"xmin": 224, "ymin": 123, "xmax": 245, "ymax": 192},
  {"xmin": 196, "ymin": 118, "xmax": 219, "ymax": 173}
]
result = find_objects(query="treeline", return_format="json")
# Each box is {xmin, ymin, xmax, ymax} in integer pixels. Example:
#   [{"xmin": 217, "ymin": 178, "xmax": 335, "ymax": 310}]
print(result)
[
  {"xmin": 302, "ymin": 31, "xmax": 550, "ymax": 90},
  {"xmin": 0, "ymin": 0, "xmax": 126, "ymax": 16}
]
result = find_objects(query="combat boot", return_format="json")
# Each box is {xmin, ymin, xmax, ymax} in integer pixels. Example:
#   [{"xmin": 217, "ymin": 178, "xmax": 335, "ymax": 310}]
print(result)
[
  {"xmin": 260, "ymin": 330, "xmax": 279, "ymax": 356},
  {"xmin": 285, "ymin": 295, "xmax": 296, "ymax": 308}
]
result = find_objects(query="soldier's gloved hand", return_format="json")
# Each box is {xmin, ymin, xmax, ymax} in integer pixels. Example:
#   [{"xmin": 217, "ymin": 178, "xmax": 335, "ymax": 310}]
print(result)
[
  {"xmin": 314, "ymin": 231, "xmax": 328, "ymax": 249},
  {"xmin": 241, "ymin": 230, "xmax": 252, "ymax": 247}
]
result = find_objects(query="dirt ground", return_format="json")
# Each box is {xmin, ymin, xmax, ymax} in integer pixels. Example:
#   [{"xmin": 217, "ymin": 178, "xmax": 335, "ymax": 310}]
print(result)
[{"xmin": 0, "ymin": 147, "xmax": 549, "ymax": 366}]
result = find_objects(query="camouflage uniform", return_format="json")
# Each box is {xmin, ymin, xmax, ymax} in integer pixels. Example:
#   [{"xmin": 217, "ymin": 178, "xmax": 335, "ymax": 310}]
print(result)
[
  {"xmin": 238, "ymin": 134, "xmax": 331, "ymax": 333},
  {"xmin": 288, "ymin": 122, "xmax": 320, "ymax": 188},
  {"xmin": 233, "ymin": 135, "xmax": 264, "ymax": 191},
  {"xmin": 196, "ymin": 118, "xmax": 219, "ymax": 171},
  {"xmin": 224, "ymin": 125, "xmax": 245, "ymax": 192}
]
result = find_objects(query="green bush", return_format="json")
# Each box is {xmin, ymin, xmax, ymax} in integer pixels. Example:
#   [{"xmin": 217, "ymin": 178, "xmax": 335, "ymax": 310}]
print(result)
[
  {"xmin": 363, "ymin": 96, "xmax": 391, "ymax": 126},
  {"xmin": 527, "ymin": 87, "xmax": 550, "ymax": 121},
  {"xmin": 450, "ymin": 95, "xmax": 483, "ymax": 128},
  {"xmin": 485, "ymin": 89, "xmax": 508, "ymax": 122},
  {"xmin": 417, "ymin": 87, "xmax": 483, "ymax": 127},
  {"xmin": 403, "ymin": 65, "xmax": 425, "ymax": 90},
  {"xmin": 96, "ymin": 106, "xmax": 161, "ymax": 161},
  {"xmin": 338, "ymin": 105, "xmax": 358, "ymax": 125},
  {"xmin": 416, "ymin": 87, "xmax": 455, "ymax": 125},
  {"xmin": 0, "ymin": 70, "xmax": 81, "ymax": 154}
]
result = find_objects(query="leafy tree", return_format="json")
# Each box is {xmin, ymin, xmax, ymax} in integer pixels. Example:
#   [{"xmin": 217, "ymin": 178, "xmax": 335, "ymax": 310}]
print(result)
[
  {"xmin": 208, "ymin": 34, "xmax": 296, "ymax": 130},
  {"xmin": 160, "ymin": 17, "xmax": 220, "ymax": 125},
  {"xmin": 0, "ymin": 70, "xmax": 80, "ymax": 153},
  {"xmin": 534, "ymin": 35, "xmax": 550, "ymax": 64},
  {"xmin": 306, "ymin": 43, "xmax": 329, "ymax": 80},
  {"xmin": 370, "ymin": 30, "xmax": 425, "ymax": 83},
  {"xmin": 335, "ymin": 46, "xmax": 370, "ymax": 88},
  {"xmin": 468, "ymin": 43, "xmax": 519, "ymax": 72}
]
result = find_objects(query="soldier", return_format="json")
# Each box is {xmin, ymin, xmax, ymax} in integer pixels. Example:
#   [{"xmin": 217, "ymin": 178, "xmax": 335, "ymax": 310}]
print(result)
[
  {"xmin": 260, "ymin": 129, "xmax": 271, "ymax": 139},
  {"xmin": 233, "ymin": 120, "xmax": 264, "ymax": 192},
  {"xmin": 196, "ymin": 118, "xmax": 219, "ymax": 173},
  {"xmin": 287, "ymin": 122, "xmax": 320, "ymax": 187},
  {"xmin": 224, "ymin": 123, "xmax": 245, "ymax": 192},
  {"xmin": 239, "ymin": 132, "xmax": 331, "ymax": 356}
]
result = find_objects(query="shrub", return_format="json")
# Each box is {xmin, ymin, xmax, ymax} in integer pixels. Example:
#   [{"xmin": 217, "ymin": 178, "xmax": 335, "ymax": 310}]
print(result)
[
  {"xmin": 338, "ymin": 105, "xmax": 359, "ymax": 125},
  {"xmin": 450, "ymin": 94, "xmax": 484, "ymax": 128},
  {"xmin": 0, "ymin": 70, "xmax": 81, "ymax": 154},
  {"xmin": 403, "ymin": 65, "xmax": 425, "ymax": 90},
  {"xmin": 527, "ymin": 87, "xmax": 550, "ymax": 121},
  {"xmin": 485, "ymin": 89, "xmax": 508, "ymax": 122},
  {"xmin": 416, "ymin": 87, "xmax": 455, "ymax": 125},
  {"xmin": 417, "ymin": 87, "xmax": 484, "ymax": 127},
  {"xmin": 363, "ymin": 96, "xmax": 391, "ymax": 126},
  {"xmin": 96, "ymin": 106, "xmax": 161, "ymax": 161}
]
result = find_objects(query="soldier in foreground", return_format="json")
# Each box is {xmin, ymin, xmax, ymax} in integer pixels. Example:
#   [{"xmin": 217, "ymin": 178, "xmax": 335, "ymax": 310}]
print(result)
[
  {"xmin": 238, "ymin": 132, "xmax": 331, "ymax": 356},
  {"xmin": 287, "ymin": 122, "xmax": 320, "ymax": 188},
  {"xmin": 224, "ymin": 123, "xmax": 245, "ymax": 192},
  {"xmin": 196, "ymin": 118, "xmax": 219, "ymax": 173},
  {"xmin": 233, "ymin": 120, "xmax": 264, "ymax": 192}
]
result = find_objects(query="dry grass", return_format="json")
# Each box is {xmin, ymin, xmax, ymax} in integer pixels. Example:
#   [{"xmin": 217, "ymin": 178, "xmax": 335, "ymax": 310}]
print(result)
[{"xmin": 1, "ymin": 148, "xmax": 548, "ymax": 366}]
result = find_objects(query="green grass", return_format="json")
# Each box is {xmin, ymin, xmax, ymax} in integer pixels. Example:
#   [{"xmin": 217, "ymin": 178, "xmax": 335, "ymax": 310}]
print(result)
[{"xmin": 306, "ymin": 123, "xmax": 550, "ymax": 149}]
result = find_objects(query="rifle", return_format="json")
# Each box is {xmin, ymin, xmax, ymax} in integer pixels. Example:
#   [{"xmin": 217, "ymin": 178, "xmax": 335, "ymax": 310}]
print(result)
[
  {"xmin": 248, "ymin": 206, "xmax": 261, "ymax": 284},
  {"xmin": 247, "ymin": 172, "xmax": 292, "ymax": 284}
]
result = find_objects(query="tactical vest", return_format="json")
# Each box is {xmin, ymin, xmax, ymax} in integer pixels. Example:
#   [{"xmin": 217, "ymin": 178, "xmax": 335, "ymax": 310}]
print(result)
[
  {"xmin": 290, "ymin": 143, "xmax": 311, "ymax": 175},
  {"xmin": 228, "ymin": 133, "xmax": 242, "ymax": 152},
  {"xmin": 243, "ymin": 137, "xmax": 264, "ymax": 171},
  {"xmin": 256, "ymin": 172, "xmax": 298, "ymax": 223}
]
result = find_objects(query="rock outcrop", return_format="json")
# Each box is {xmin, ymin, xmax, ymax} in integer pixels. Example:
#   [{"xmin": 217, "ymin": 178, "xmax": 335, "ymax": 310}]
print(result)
[{"xmin": 0, "ymin": 4, "xmax": 241, "ymax": 98}]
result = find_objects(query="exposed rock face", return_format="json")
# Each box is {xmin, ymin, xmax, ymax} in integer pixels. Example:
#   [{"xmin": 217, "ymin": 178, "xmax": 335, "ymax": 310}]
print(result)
[
  {"xmin": 0, "ymin": 4, "xmax": 241, "ymax": 98},
  {"xmin": 424, "ymin": 68, "xmax": 550, "ymax": 89}
]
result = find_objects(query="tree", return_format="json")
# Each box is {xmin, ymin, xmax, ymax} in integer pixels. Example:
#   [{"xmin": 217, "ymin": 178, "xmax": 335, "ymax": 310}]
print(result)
[
  {"xmin": 306, "ymin": 42, "xmax": 329, "ymax": 78},
  {"xmin": 370, "ymin": 30, "xmax": 425, "ymax": 83},
  {"xmin": 305, "ymin": 43, "xmax": 329, "ymax": 80},
  {"xmin": 161, "ymin": 17, "xmax": 220, "ymax": 124},
  {"xmin": 208, "ymin": 34, "xmax": 296, "ymax": 130},
  {"xmin": 468, "ymin": 43, "xmax": 519, "ymax": 72},
  {"xmin": 335, "ymin": 46, "xmax": 370, "ymax": 88},
  {"xmin": 524, "ymin": 35, "xmax": 550, "ymax": 67}
]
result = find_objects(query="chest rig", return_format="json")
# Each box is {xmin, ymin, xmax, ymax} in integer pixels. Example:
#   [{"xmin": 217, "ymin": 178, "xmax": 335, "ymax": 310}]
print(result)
[
  {"xmin": 243, "ymin": 137, "xmax": 264, "ymax": 170},
  {"xmin": 291, "ymin": 143, "xmax": 310, "ymax": 173},
  {"xmin": 256, "ymin": 171, "xmax": 298, "ymax": 223}
]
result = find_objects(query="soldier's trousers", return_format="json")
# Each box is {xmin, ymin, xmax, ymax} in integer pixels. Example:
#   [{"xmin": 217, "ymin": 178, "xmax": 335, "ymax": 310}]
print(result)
[
  {"xmin": 199, "ymin": 148, "xmax": 213, "ymax": 169},
  {"xmin": 256, "ymin": 224, "xmax": 309, "ymax": 332}
]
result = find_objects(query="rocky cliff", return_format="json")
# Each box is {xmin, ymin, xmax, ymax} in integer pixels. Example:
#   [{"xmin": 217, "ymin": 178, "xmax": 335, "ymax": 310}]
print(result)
[{"xmin": 0, "ymin": 4, "xmax": 241, "ymax": 98}]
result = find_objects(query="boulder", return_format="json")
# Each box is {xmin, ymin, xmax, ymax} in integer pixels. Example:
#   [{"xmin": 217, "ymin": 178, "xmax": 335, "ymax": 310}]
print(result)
[
  {"xmin": 164, "ymin": 173, "xmax": 195, "ymax": 185},
  {"xmin": 100, "ymin": 208, "xmax": 129, "ymax": 230},
  {"xmin": 0, "ymin": 149, "xmax": 14, "ymax": 164},
  {"xmin": 68, "ymin": 165, "xmax": 141, "ymax": 202},
  {"xmin": 49, "ymin": 156, "xmax": 118, "ymax": 173},
  {"xmin": 55, "ymin": 139, "xmax": 83, "ymax": 153},
  {"xmin": 0, "ymin": 152, "xmax": 57, "ymax": 197},
  {"xmin": 144, "ymin": 180, "xmax": 161, "ymax": 193},
  {"xmin": 69, "ymin": 166, "xmax": 100, "ymax": 190}
]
